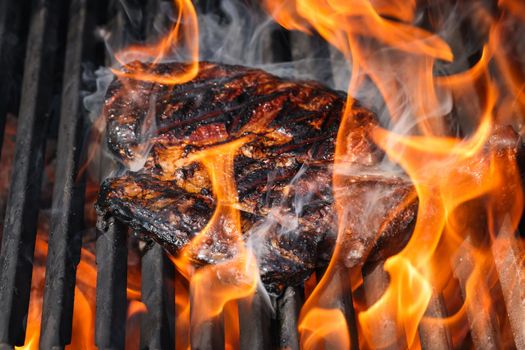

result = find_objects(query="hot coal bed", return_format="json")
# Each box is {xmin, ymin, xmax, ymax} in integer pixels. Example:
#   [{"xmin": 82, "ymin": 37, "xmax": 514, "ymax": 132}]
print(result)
[{"xmin": 0, "ymin": 0, "xmax": 525, "ymax": 350}]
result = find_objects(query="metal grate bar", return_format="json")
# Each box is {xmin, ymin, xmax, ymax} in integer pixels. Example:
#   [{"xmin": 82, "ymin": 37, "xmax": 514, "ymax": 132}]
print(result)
[
  {"xmin": 142, "ymin": 0, "xmax": 161, "ymax": 39},
  {"xmin": 277, "ymin": 286, "xmax": 304, "ymax": 350},
  {"xmin": 95, "ymin": 1, "xmax": 142, "ymax": 348},
  {"xmin": 453, "ymin": 242, "xmax": 501, "ymax": 350},
  {"xmin": 238, "ymin": 290, "xmax": 273, "ymax": 350},
  {"xmin": 190, "ymin": 297, "xmax": 225, "ymax": 350},
  {"xmin": 138, "ymin": 2, "xmax": 177, "ymax": 348},
  {"xmin": 337, "ymin": 267, "xmax": 360, "ymax": 350},
  {"xmin": 362, "ymin": 262, "xmax": 406, "ymax": 349},
  {"xmin": 95, "ymin": 217, "xmax": 129, "ymax": 350},
  {"xmin": 0, "ymin": 1, "xmax": 29, "ymax": 160},
  {"xmin": 363, "ymin": 263, "xmax": 454, "ymax": 350},
  {"xmin": 418, "ymin": 291, "xmax": 453, "ymax": 350},
  {"xmin": 290, "ymin": 31, "xmax": 334, "ymax": 86},
  {"xmin": 491, "ymin": 229, "xmax": 525, "ymax": 348},
  {"xmin": 0, "ymin": 0, "xmax": 62, "ymax": 346},
  {"xmin": 39, "ymin": 0, "xmax": 94, "ymax": 347},
  {"xmin": 140, "ymin": 244, "xmax": 176, "ymax": 350}
]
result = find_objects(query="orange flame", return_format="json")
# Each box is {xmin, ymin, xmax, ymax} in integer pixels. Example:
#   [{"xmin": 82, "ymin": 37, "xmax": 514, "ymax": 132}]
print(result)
[
  {"xmin": 111, "ymin": 0, "xmax": 199, "ymax": 85},
  {"xmin": 106, "ymin": 0, "xmax": 258, "ymax": 346},
  {"xmin": 265, "ymin": 0, "xmax": 525, "ymax": 348},
  {"xmin": 169, "ymin": 137, "xmax": 259, "ymax": 348},
  {"xmin": 15, "ymin": 236, "xmax": 98, "ymax": 350},
  {"xmin": 299, "ymin": 307, "xmax": 350, "ymax": 350},
  {"xmin": 265, "ymin": 0, "xmax": 453, "ymax": 136},
  {"xmin": 174, "ymin": 275, "xmax": 191, "ymax": 350},
  {"xmin": 41, "ymin": 0, "xmax": 525, "ymax": 347}
]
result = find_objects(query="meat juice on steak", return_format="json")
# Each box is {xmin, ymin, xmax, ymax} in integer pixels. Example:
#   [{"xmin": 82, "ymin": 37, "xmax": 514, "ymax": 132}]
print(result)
[{"xmin": 96, "ymin": 62, "xmax": 417, "ymax": 292}]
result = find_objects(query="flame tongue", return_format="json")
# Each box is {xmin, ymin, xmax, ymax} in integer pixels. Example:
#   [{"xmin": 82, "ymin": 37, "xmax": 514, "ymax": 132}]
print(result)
[
  {"xmin": 359, "ymin": 106, "xmax": 523, "ymax": 347},
  {"xmin": 264, "ymin": 0, "xmax": 525, "ymax": 348},
  {"xmin": 174, "ymin": 136, "xmax": 253, "ymax": 264},
  {"xmin": 69, "ymin": 0, "xmax": 525, "ymax": 347},
  {"xmin": 170, "ymin": 136, "xmax": 259, "ymax": 345},
  {"xmin": 112, "ymin": 0, "xmax": 199, "ymax": 85}
]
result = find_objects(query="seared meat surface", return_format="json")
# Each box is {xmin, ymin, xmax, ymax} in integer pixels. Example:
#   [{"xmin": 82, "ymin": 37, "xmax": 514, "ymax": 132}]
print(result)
[{"xmin": 97, "ymin": 61, "xmax": 417, "ymax": 292}]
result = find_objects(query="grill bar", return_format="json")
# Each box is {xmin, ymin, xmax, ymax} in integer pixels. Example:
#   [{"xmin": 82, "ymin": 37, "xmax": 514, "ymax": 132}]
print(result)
[
  {"xmin": 95, "ymin": 217, "xmax": 129, "ymax": 350},
  {"xmin": 277, "ymin": 286, "xmax": 304, "ymax": 350},
  {"xmin": 453, "ymin": 241, "xmax": 501, "ymax": 350},
  {"xmin": 140, "ymin": 244, "xmax": 176, "ymax": 350},
  {"xmin": 238, "ymin": 290, "xmax": 273, "ymax": 350},
  {"xmin": 143, "ymin": 0, "xmax": 161, "ymax": 40},
  {"xmin": 38, "ymin": 0, "xmax": 93, "ymax": 347},
  {"xmin": 0, "ymin": 0, "xmax": 62, "ymax": 345},
  {"xmin": 337, "ymin": 267, "xmax": 359, "ymax": 350},
  {"xmin": 290, "ymin": 31, "xmax": 334, "ymax": 85},
  {"xmin": 138, "ymin": 3, "xmax": 177, "ymax": 349},
  {"xmin": 491, "ymin": 228, "xmax": 525, "ymax": 348},
  {"xmin": 95, "ymin": 2, "xmax": 141, "ymax": 349},
  {"xmin": 362, "ymin": 262, "xmax": 406, "ymax": 349},
  {"xmin": 190, "ymin": 299, "xmax": 225, "ymax": 350},
  {"xmin": 418, "ymin": 291, "xmax": 453, "ymax": 350},
  {"xmin": 0, "ymin": 1, "xmax": 29, "ymax": 160}
]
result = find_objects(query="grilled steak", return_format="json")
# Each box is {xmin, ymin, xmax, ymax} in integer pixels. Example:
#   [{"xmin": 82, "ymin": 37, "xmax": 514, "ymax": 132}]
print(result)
[{"xmin": 96, "ymin": 61, "xmax": 417, "ymax": 292}]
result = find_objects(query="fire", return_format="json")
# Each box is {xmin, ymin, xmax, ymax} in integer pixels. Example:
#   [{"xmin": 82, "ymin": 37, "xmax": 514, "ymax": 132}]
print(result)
[
  {"xmin": 169, "ymin": 137, "xmax": 259, "ymax": 348},
  {"xmin": 105, "ymin": 0, "xmax": 525, "ymax": 347},
  {"xmin": 299, "ymin": 307, "xmax": 350, "ymax": 350},
  {"xmin": 99, "ymin": 0, "xmax": 259, "ymax": 348},
  {"xmin": 15, "ymin": 235, "xmax": 98, "ymax": 350},
  {"xmin": 14, "ymin": 0, "xmax": 522, "ymax": 348},
  {"xmin": 174, "ymin": 276, "xmax": 191, "ymax": 350},
  {"xmin": 361, "ymin": 101, "xmax": 499, "ymax": 347},
  {"xmin": 111, "ymin": 0, "xmax": 199, "ymax": 85},
  {"xmin": 265, "ymin": 0, "xmax": 525, "ymax": 348}
]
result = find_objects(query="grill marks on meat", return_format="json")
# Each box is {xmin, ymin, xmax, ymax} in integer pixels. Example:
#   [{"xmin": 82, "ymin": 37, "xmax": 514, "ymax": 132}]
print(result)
[
  {"xmin": 335, "ymin": 172, "xmax": 418, "ymax": 269},
  {"xmin": 105, "ymin": 62, "xmax": 342, "ymax": 164},
  {"xmin": 97, "ymin": 61, "xmax": 417, "ymax": 292},
  {"xmin": 98, "ymin": 175, "xmax": 213, "ymax": 249}
]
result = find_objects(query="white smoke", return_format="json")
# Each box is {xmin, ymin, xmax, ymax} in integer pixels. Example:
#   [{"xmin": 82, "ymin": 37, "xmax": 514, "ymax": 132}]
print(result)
[{"xmin": 82, "ymin": 66, "xmax": 114, "ymax": 123}]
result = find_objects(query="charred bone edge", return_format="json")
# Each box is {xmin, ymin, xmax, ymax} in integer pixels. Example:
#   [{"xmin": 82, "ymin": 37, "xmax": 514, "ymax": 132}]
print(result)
[
  {"xmin": 238, "ymin": 288, "xmax": 274, "ymax": 350},
  {"xmin": 362, "ymin": 262, "xmax": 407, "ymax": 350},
  {"xmin": 418, "ymin": 291, "xmax": 453, "ymax": 350},
  {"xmin": 491, "ymin": 224, "xmax": 525, "ymax": 349},
  {"xmin": 140, "ymin": 244, "xmax": 176, "ymax": 350},
  {"xmin": 0, "ymin": 0, "xmax": 60, "ymax": 346},
  {"xmin": 277, "ymin": 286, "xmax": 304, "ymax": 350},
  {"xmin": 39, "ymin": 0, "xmax": 92, "ymax": 347},
  {"xmin": 95, "ymin": 217, "xmax": 128, "ymax": 350},
  {"xmin": 452, "ymin": 239, "xmax": 501, "ymax": 350}
]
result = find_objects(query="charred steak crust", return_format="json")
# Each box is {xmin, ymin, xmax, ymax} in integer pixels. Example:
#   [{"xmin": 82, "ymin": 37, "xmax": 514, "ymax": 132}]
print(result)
[{"xmin": 96, "ymin": 61, "xmax": 417, "ymax": 293}]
